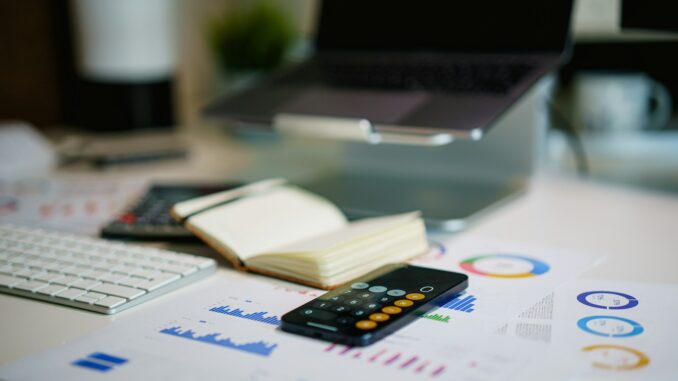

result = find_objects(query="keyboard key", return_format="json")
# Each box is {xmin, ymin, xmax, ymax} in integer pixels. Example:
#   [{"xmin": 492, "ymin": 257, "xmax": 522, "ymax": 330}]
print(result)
[
  {"xmin": 70, "ymin": 278, "xmax": 102, "ymax": 290},
  {"xmin": 55, "ymin": 288, "xmax": 87, "ymax": 300},
  {"xmin": 98, "ymin": 272, "xmax": 128, "ymax": 284},
  {"xmin": 32, "ymin": 271, "xmax": 62, "ymax": 283},
  {"xmin": 91, "ymin": 283, "xmax": 145, "ymax": 300},
  {"xmin": 137, "ymin": 274, "xmax": 180, "ymax": 291},
  {"xmin": 13, "ymin": 280, "xmax": 49, "ymax": 292},
  {"xmin": 154, "ymin": 263, "xmax": 197, "ymax": 276},
  {"xmin": 94, "ymin": 296, "xmax": 126, "ymax": 309},
  {"xmin": 36, "ymin": 284, "xmax": 68, "ymax": 296},
  {"xmin": 75, "ymin": 292, "xmax": 106, "ymax": 304},
  {"xmin": 0, "ymin": 274, "xmax": 24, "ymax": 287},
  {"xmin": 118, "ymin": 276, "xmax": 146, "ymax": 288},
  {"xmin": 52, "ymin": 275, "xmax": 81, "ymax": 286}
]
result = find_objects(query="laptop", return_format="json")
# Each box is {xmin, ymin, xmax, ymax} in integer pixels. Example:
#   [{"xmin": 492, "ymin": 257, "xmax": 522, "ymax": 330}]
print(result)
[{"xmin": 205, "ymin": 0, "xmax": 573, "ymax": 141}]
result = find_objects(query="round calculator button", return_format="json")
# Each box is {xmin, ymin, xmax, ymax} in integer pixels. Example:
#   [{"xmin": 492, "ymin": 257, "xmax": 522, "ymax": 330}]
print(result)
[
  {"xmin": 359, "ymin": 293, "xmax": 372, "ymax": 298},
  {"xmin": 382, "ymin": 306, "xmax": 402, "ymax": 315},
  {"xmin": 332, "ymin": 305, "xmax": 350, "ymax": 313},
  {"xmin": 356, "ymin": 320, "xmax": 377, "ymax": 330},
  {"xmin": 369, "ymin": 313, "xmax": 390, "ymax": 322},
  {"xmin": 420, "ymin": 286, "xmax": 434, "ymax": 293},
  {"xmin": 406, "ymin": 293, "xmax": 426, "ymax": 301},
  {"xmin": 387, "ymin": 289, "xmax": 406, "ymax": 297},
  {"xmin": 351, "ymin": 309, "xmax": 368, "ymax": 317},
  {"xmin": 368, "ymin": 285, "xmax": 387, "ymax": 293},
  {"xmin": 301, "ymin": 309, "xmax": 314, "ymax": 315},
  {"xmin": 351, "ymin": 282, "xmax": 369, "ymax": 290},
  {"xmin": 329, "ymin": 295, "xmax": 343, "ymax": 302},
  {"xmin": 313, "ymin": 301, "xmax": 332, "ymax": 309},
  {"xmin": 364, "ymin": 302, "xmax": 380, "ymax": 311},
  {"xmin": 394, "ymin": 299, "xmax": 414, "ymax": 308},
  {"xmin": 337, "ymin": 316, "xmax": 355, "ymax": 325},
  {"xmin": 347, "ymin": 299, "xmax": 361, "ymax": 306},
  {"xmin": 378, "ymin": 296, "xmax": 393, "ymax": 304}
]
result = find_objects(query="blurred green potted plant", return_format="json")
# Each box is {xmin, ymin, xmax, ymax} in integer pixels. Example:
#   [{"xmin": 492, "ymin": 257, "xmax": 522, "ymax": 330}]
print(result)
[{"xmin": 210, "ymin": 0, "xmax": 296, "ymax": 90}]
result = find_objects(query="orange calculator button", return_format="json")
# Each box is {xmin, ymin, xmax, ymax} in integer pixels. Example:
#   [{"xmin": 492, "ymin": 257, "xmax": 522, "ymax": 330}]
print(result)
[
  {"xmin": 355, "ymin": 320, "xmax": 377, "ymax": 330},
  {"xmin": 406, "ymin": 293, "xmax": 425, "ymax": 301},
  {"xmin": 394, "ymin": 299, "xmax": 414, "ymax": 307},
  {"xmin": 382, "ymin": 306, "xmax": 402, "ymax": 314},
  {"xmin": 369, "ymin": 313, "xmax": 390, "ymax": 322}
]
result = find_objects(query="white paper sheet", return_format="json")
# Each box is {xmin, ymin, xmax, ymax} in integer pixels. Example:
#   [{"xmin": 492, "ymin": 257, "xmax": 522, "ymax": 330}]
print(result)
[
  {"xmin": 0, "ymin": 237, "xmax": 604, "ymax": 381},
  {"xmin": 497, "ymin": 279, "xmax": 678, "ymax": 380},
  {"xmin": 408, "ymin": 235, "xmax": 604, "ymax": 333},
  {"xmin": 0, "ymin": 177, "xmax": 146, "ymax": 235},
  {"xmin": 0, "ymin": 271, "xmax": 554, "ymax": 381}
]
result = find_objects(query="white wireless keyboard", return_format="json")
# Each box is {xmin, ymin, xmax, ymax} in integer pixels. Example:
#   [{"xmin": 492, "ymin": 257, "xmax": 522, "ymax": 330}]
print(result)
[{"xmin": 0, "ymin": 224, "xmax": 216, "ymax": 314}]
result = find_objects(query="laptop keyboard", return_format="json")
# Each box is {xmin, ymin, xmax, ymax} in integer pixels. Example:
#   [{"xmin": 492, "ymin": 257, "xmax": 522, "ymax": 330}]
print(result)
[
  {"xmin": 0, "ymin": 224, "xmax": 216, "ymax": 314},
  {"xmin": 291, "ymin": 59, "xmax": 536, "ymax": 95}
]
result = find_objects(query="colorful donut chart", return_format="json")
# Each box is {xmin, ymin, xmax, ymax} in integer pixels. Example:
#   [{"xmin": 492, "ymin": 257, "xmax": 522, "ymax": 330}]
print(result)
[
  {"xmin": 577, "ymin": 315, "xmax": 644, "ymax": 338},
  {"xmin": 459, "ymin": 254, "xmax": 550, "ymax": 278},
  {"xmin": 581, "ymin": 344, "xmax": 650, "ymax": 371},
  {"xmin": 577, "ymin": 291, "xmax": 639, "ymax": 310}
]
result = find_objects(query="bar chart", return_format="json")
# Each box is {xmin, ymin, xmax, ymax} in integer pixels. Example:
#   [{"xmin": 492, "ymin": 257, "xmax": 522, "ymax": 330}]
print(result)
[
  {"xmin": 208, "ymin": 305, "xmax": 281, "ymax": 326},
  {"xmin": 159, "ymin": 326, "xmax": 278, "ymax": 357},
  {"xmin": 437, "ymin": 293, "xmax": 477, "ymax": 313},
  {"xmin": 324, "ymin": 343, "xmax": 446, "ymax": 378}
]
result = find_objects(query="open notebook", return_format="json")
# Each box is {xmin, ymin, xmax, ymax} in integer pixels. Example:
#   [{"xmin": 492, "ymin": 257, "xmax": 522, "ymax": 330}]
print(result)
[{"xmin": 170, "ymin": 179, "xmax": 428, "ymax": 289}]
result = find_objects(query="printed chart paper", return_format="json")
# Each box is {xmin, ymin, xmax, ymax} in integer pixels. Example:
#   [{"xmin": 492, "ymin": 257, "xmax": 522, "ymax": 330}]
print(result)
[
  {"xmin": 497, "ymin": 279, "xmax": 678, "ymax": 380},
  {"xmin": 0, "ymin": 177, "xmax": 146, "ymax": 235},
  {"xmin": 0, "ymin": 237, "xmax": 604, "ymax": 381},
  {"xmin": 1, "ymin": 271, "xmax": 559, "ymax": 381},
  {"xmin": 408, "ymin": 235, "xmax": 604, "ymax": 334}
]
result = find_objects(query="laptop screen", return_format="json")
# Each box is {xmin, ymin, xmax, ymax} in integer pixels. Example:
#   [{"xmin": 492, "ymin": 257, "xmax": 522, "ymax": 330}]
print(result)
[{"xmin": 316, "ymin": 0, "xmax": 573, "ymax": 53}]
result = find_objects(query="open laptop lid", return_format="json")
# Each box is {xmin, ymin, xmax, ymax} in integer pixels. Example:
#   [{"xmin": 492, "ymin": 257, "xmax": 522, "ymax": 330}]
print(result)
[{"xmin": 317, "ymin": 0, "xmax": 573, "ymax": 54}]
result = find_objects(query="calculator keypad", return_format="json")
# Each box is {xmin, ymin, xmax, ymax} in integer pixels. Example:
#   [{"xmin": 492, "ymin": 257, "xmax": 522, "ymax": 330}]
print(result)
[
  {"xmin": 300, "ymin": 282, "xmax": 432, "ymax": 332},
  {"xmin": 281, "ymin": 263, "xmax": 469, "ymax": 347}
]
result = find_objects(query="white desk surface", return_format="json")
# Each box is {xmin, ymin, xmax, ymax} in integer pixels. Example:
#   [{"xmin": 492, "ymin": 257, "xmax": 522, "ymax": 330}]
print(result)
[
  {"xmin": 3, "ymin": 120, "xmax": 678, "ymax": 364},
  {"xmin": 2, "ymin": 170, "xmax": 678, "ymax": 365}
]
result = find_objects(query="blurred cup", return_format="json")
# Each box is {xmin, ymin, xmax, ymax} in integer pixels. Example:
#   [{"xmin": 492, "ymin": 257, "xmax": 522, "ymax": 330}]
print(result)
[{"xmin": 572, "ymin": 72, "xmax": 672, "ymax": 132}]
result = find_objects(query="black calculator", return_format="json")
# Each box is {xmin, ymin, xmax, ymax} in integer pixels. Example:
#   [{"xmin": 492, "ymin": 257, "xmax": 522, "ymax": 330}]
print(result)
[
  {"xmin": 281, "ymin": 264, "xmax": 468, "ymax": 346},
  {"xmin": 101, "ymin": 183, "xmax": 241, "ymax": 240}
]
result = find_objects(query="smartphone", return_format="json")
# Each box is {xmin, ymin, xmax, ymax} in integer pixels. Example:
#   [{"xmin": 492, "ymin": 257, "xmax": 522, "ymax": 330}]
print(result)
[{"xmin": 281, "ymin": 264, "xmax": 468, "ymax": 346}]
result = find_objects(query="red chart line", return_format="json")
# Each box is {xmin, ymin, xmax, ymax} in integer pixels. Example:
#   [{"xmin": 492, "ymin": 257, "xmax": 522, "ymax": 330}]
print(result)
[
  {"xmin": 400, "ymin": 356, "xmax": 419, "ymax": 369},
  {"xmin": 369, "ymin": 349, "xmax": 387, "ymax": 362},
  {"xmin": 384, "ymin": 353, "xmax": 401, "ymax": 365},
  {"xmin": 431, "ymin": 365, "xmax": 446, "ymax": 377},
  {"xmin": 415, "ymin": 361, "xmax": 429, "ymax": 373}
]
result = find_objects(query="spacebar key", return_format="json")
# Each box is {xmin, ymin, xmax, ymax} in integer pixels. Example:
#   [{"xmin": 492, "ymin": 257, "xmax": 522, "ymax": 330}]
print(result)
[{"xmin": 92, "ymin": 283, "xmax": 146, "ymax": 300}]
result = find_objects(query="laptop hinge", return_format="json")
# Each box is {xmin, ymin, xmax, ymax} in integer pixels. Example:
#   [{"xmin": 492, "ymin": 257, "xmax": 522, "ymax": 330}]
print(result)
[{"xmin": 273, "ymin": 113, "xmax": 455, "ymax": 147}]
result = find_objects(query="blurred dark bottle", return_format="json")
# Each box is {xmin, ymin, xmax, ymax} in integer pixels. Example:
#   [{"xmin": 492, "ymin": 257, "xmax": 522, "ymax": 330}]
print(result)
[{"xmin": 65, "ymin": 0, "xmax": 177, "ymax": 131}]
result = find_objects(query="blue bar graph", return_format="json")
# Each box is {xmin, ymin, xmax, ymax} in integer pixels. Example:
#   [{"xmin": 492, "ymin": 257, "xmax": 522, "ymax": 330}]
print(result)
[
  {"xmin": 437, "ymin": 293, "xmax": 476, "ymax": 313},
  {"xmin": 159, "ymin": 326, "xmax": 278, "ymax": 357},
  {"xmin": 72, "ymin": 359, "xmax": 112, "ymax": 372},
  {"xmin": 72, "ymin": 352, "xmax": 128, "ymax": 373},
  {"xmin": 208, "ymin": 305, "xmax": 281, "ymax": 326},
  {"xmin": 88, "ymin": 352, "xmax": 128, "ymax": 365}
]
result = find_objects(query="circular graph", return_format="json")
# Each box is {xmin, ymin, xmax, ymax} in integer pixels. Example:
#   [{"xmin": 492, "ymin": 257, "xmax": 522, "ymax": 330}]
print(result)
[
  {"xmin": 577, "ymin": 315, "xmax": 644, "ymax": 338},
  {"xmin": 459, "ymin": 254, "xmax": 550, "ymax": 278},
  {"xmin": 581, "ymin": 344, "xmax": 650, "ymax": 371},
  {"xmin": 577, "ymin": 291, "xmax": 639, "ymax": 310}
]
